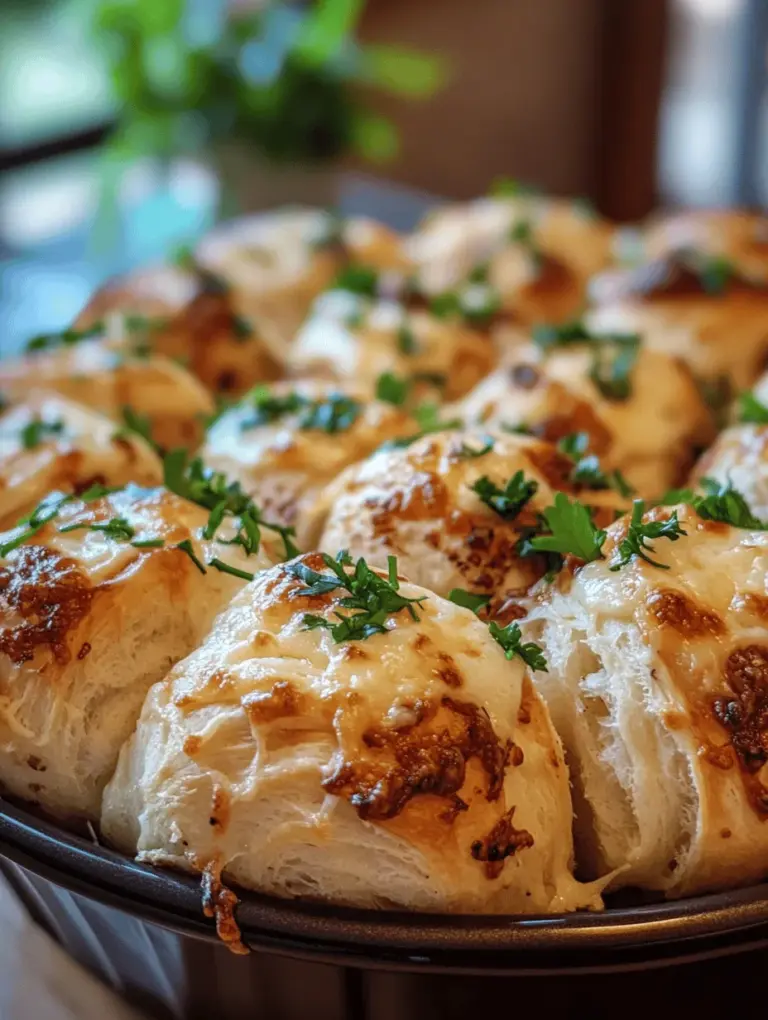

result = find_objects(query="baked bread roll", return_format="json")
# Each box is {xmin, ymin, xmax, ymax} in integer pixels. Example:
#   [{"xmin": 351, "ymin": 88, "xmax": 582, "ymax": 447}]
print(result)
[
  {"xmin": 74, "ymin": 262, "xmax": 281, "ymax": 397},
  {"xmin": 644, "ymin": 209, "xmax": 768, "ymax": 284},
  {"xmin": 195, "ymin": 209, "xmax": 408, "ymax": 355},
  {"xmin": 0, "ymin": 342, "xmax": 213, "ymax": 452},
  {"xmin": 316, "ymin": 430, "xmax": 626, "ymax": 606},
  {"xmin": 690, "ymin": 423, "xmax": 768, "ymax": 521},
  {"xmin": 201, "ymin": 381, "xmax": 415, "ymax": 546},
  {"xmin": 454, "ymin": 338, "xmax": 713, "ymax": 496},
  {"xmin": 525, "ymin": 502, "xmax": 768, "ymax": 896},
  {"xmin": 287, "ymin": 289, "xmax": 496, "ymax": 402},
  {"xmin": 588, "ymin": 249, "xmax": 768, "ymax": 392},
  {"xmin": 0, "ymin": 483, "xmax": 280, "ymax": 821},
  {"xmin": 408, "ymin": 195, "xmax": 614, "ymax": 327},
  {"xmin": 101, "ymin": 552, "xmax": 603, "ymax": 918},
  {"xmin": 0, "ymin": 391, "xmax": 162, "ymax": 530}
]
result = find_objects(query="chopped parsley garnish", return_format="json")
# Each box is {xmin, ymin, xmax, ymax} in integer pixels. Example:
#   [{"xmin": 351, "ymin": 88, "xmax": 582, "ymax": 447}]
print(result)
[
  {"xmin": 172, "ymin": 244, "xmax": 196, "ymax": 270},
  {"xmin": 26, "ymin": 322, "xmax": 104, "ymax": 354},
  {"xmin": 694, "ymin": 252, "xmax": 735, "ymax": 296},
  {"xmin": 488, "ymin": 621, "xmax": 548, "ymax": 672},
  {"xmin": 609, "ymin": 500, "xmax": 686, "ymax": 571},
  {"xmin": 738, "ymin": 391, "xmax": 768, "ymax": 424},
  {"xmin": 527, "ymin": 493, "xmax": 606, "ymax": 563},
  {"xmin": 20, "ymin": 418, "xmax": 65, "ymax": 450},
  {"xmin": 532, "ymin": 319, "xmax": 591, "ymax": 351},
  {"xmin": 239, "ymin": 387, "xmax": 307, "ymax": 430},
  {"xmin": 430, "ymin": 281, "xmax": 501, "ymax": 328},
  {"xmin": 0, "ymin": 484, "xmax": 120, "ymax": 557},
  {"xmin": 471, "ymin": 471, "xmax": 538, "ymax": 520},
  {"xmin": 297, "ymin": 394, "xmax": 361, "ymax": 433},
  {"xmin": 290, "ymin": 550, "xmax": 427, "ymax": 643},
  {"xmin": 397, "ymin": 323, "xmax": 417, "ymax": 355},
  {"xmin": 163, "ymin": 449, "xmax": 299, "ymax": 560},
  {"xmin": 458, "ymin": 437, "xmax": 495, "ymax": 459},
  {"xmin": 448, "ymin": 588, "xmax": 491, "ymax": 614},
  {"xmin": 557, "ymin": 432, "xmax": 635, "ymax": 497},
  {"xmin": 113, "ymin": 406, "xmax": 155, "ymax": 448},
  {"xmin": 691, "ymin": 477, "xmax": 766, "ymax": 530},
  {"xmin": 376, "ymin": 372, "xmax": 411, "ymax": 406},
  {"xmin": 333, "ymin": 265, "xmax": 379, "ymax": 297},
  {"xmin": 59, "ymin": 516, "xmax": 136, "ymax": 541},
  {"xmin": 231, "ymin": 313, "xmax": 254, "ymax": 340},
  {"xmin": 131, "ymin": 538, "xmax": 165, "ymax": 549},
  {"xmin": 589, "ymin": 334, "xmax": 640, "ymax": 401},
  {"xmin": 176, "ymin": 537, "xmax": 207, "ymax": 574},
  {"xmin": 208, "ymin": 557, "xmax": 255, "ymax": 581},
  {"xmin": 658, "ymin": 478, "xmax": 766, "ymax": 530}
]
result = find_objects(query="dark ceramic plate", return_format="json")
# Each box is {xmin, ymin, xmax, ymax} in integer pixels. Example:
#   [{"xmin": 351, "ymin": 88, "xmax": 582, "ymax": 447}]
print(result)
[{"xmin": 3, "ymin": 797, "xmax": 768, "ymax": 974}]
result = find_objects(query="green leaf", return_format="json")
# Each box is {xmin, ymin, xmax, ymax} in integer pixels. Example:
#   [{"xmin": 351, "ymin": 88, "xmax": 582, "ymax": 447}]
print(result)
[
  {"xmin": 361, "ymin": 44, "xmax": 449, "ymax": 98},
  {"xmin": 693, "ymin": 478, "xmax": 766, "ymax": 530},
  {"xmin": 175, "ymin": 538, "xmax": 207, "ymax": 574},
  {"xmin": 589, "ymin": 335, "xmax": 641, "ymax": 401},
  {"xmin": 471, "ymin": 471, "xmax": 538, "ymax": 520},
  {"xmin": 532, "ymin": 319, "xmax": 591, "ymax": 352},
  {"xmin": 488, "ymin": 621, "xmax": 548, "ymax": 672},
  {"xmin": 609, "ymin": 500, "xmax": 686, "ymax": 571},
  {"xmin": 298, "ymin": 393, "xmax": 361, "ymax": 433},
  {"xmin": 397, "ymin": 322, "xmax": 417, "ymax": 355},
  {"xmin": 350, "ymin": 112, "xmax": 399, "ymax": 163},
  {"xmin": 20, "ymin": 418, "xmax": 65, "ymax": 450},
  {"xmin": 239, "ymin": 387, "xmax": 308, "ymax": 430},
  {"xmin": 208, "ymin": 557, "xmax": 255, "ymax": 582},
  {"xmin": 458, "ymin": 438, "xmax": 494, "ymax": 459},
  {"xmin": 376, "ymin": 372, "xmax": 411, "ymax": 407},
  {"xmin": 738, "ymin": 391, "xmax": 768, "ymax": 425},
  {"xmin": 294, "ymin": 0, "xmax": 365, "ymax": 66},
  {"xmin": 529, "ymin": 493, "xmax": 606, "ymax": 563},
  {"xmin": 113, "ymin": 406, "xmax": 157, "ymax": 450},
  {"xmin": 334, "ymin": 264, "xmax": 379, "ymax": 297},
  {"xmin": 448, "ymin": 588, "xmax": 491, "ymax": 614}
]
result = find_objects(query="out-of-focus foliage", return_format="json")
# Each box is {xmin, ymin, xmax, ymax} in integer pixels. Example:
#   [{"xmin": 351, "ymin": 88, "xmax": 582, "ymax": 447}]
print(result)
[{"xmin": 92, "ymin": 0, "xmax": 447, "ymax": 165}]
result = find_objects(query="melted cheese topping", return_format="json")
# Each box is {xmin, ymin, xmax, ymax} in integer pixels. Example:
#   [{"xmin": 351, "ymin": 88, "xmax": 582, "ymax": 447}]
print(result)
[
  {"xmin": 195, "ymin": 209, "xmax": 408, "ymax": 351},
  {"xmin": 454, "ymin": 341, "xmax": 713, "ymax": 496},
  {"xmin": 75, "ymin": 264, "xmax": 280, "ymax": 397},
  {"xmin": 317, "ymin": 430, "xmax": 624, "ymax": 606},
  {"xmin": 287, "ymin": 294, "xmax": 496, "ymax": 401},
  {"xmin": 527, "ymin": 504, "xmax": 768, "ymax": 895},
  {"xmin": 201, "ymin": 380, "xmax": 416, "ymax": 544},
  {"xmin": 0, "ymin": 485, "xmax": 278, "ymax": 819},
  {"xmin": 407, "ymin": 196, "xmax": 613, "ymax": 324},
  {"xmin": 0, "ymin": 391, "xmax": 162, "ymax": 529},
  {"xmin": 102, "ymin": 554, "xmax": 600, "ymax": 914},
  {"xmin": 692, "ymin": 424, "xmax": 768, "ymax": 520},
  {"xmin": 644, "ymin": 209, "xmax": 768, "ymax": 283},
  {"xmin": 0, "ymin": 344, "xmax": 214, "ymax": 451}
]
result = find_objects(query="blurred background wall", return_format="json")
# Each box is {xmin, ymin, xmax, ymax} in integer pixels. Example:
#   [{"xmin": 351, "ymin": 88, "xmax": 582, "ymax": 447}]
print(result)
[{"xmin": 0, "ymin": 0, "xmax": 766, "ymax": 352}]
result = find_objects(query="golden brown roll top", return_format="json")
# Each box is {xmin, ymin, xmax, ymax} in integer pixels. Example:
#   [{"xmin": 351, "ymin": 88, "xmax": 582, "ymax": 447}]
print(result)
[
  {"xmin": 0, "ymin": 341, "xmax": 214, "ymax": 451},
  {"xmin": 194, "ymin": 208, "xmax": 408, "ymax": 355},
  {"xmin": 0, "ymin": 391, "xmax": 162, "ymax": 530},
  {"xmin": 102, "ymin": 552, "xmax": 603, "ymax": 917},
  {"xmin": 644, "ymin": 209, "xmax": 768, "ymax": 283},
  {"xmin": 525, "ymin": 502, "xmax": 768, "ymax": 896},
  {"xmin": 0, "ymin": 483, "xmax": 281, "ymax": 820},
  {"xmin": 408, "ymin": 194, "xmax": 614, "ymax": 327},
  {"xmin": 287, "ymin": 289, "xmax": 496, "ymax": 402},
  {"xmin": 455, "ymin": 336, "xmax": 713, "ymax": 497},
  {"xmin": 201, "ymin": 380, "xmax": 417, "ymax": 546},
  {"xmin": 75, "ymin": 262, "xmax": 281, "ymax": 397},
  {"xmin": 316, "ymin": 430, "xmax": 627, "ymax": 607}
]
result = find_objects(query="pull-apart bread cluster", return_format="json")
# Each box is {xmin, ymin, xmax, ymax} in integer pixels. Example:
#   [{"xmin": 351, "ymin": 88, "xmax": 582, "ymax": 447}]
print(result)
[{"xmin": 3, "ymin": 200, "xmax": 768, "ymax": 936}]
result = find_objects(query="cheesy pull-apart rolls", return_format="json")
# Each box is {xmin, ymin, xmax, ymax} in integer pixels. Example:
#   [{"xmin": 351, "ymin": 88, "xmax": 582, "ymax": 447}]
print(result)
[
  {"xmin": 195, "ymin": 209, "xmax": 408, "ymax": 355},
  {"xmin": 589, "ymin": 247, "xmax": 768, "ymax": 392},
  {"xmin": 454, "ymin": 335, "xmax": 713, "ymax": 496},
  {"xmin": 644, "ymin": 209, "xmax": 768, "ymax": 284},
  {"xmin": 316, "ymin": 430, "xmax": 626, "ymax": 607},
  {"xmin": 101, "ymin": 552, "xmax": 603, "ymax": 917},
  {"xmin": 0, "ymin": 341, "xmax": 213, "ymax": 451},
  {"xmin": 525, "ymin": 502, "xmax": 768, "ymax": 896},
  {"xmin": 287, "ymin": 288, "xmax": 496, "ymax": 402},
  {"xmin": 201, "ymin": 381, "xmax": 416, "ymax": 546},
  {"xmin": 74, "ymin": 262, "xmax": 281, "ymax": 397},
  {"xmin": 0, "ymin": 391, "xmax": 162, "ymax": 530},
  {"xmin": 408, "ymin": 194, "xmax": 614, "ymax": 327},
  {"xmin": 0, "ymin": 482, "xmax": 282, "ymax": 821}
]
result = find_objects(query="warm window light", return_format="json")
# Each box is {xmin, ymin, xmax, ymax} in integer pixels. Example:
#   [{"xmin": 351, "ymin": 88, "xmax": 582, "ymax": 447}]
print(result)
[{"xmin": 679, "ymin": 0, "xmax": 742, "ymax": 19}]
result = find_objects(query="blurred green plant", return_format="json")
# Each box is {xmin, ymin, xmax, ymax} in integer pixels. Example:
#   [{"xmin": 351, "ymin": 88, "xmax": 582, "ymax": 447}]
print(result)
[{"xmin": 92, "ymin": 0, "xmax": 447, "ymax": 168}]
